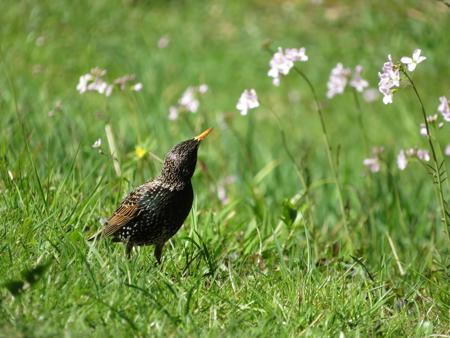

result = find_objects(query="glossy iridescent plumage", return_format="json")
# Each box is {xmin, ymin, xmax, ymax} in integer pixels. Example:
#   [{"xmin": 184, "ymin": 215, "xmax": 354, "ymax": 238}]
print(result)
[{"xmin": 89, "ymin": 128, "xmax": 212, "ymax": 263}]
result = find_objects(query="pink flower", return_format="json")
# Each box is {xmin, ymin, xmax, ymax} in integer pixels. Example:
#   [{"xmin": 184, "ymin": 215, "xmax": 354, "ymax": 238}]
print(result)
[
  {"xmin": 397, "ymin": 148, "xmax": 430, "ymax": 170},
  {"xmin": 236, "ymin": 89, "xmax": 259, "ymax": 116},
  {"xmin": 327, "ymin": 63, "xmax": 369, "ymax": 99},
  {"xmin": 419, "ymin": 115, "xmax": 443, "ymax": 137},
  {"xmin": 77, "ymin": 69, "xmax": 142, "ymax": 96},
  {"xmin": 285, "ymin": 48, "xmax": 308, "ymax": 62},
  {"xmin": 268, "ymin": 47, "xmax": 308, "ymax": 86},
  {"xmin": 417, "ymin": 149, "xmax": 430, "ymax": 162},
  {"xmin": 168, "ymin": 85, "xmax": 208, "ymax": 120},
  {"xmin": 363, "ymin": 88, "xmax": 379, "ymax": 102},
  {"xmin": 217, "ymin": 185, "xmax": 228, "ymax": 204},
  {"xmin": 378, "ymin": 55, "xmax": 400, "ymax": 104},
  {"xmin": 363, "ymin": 147, "xmax": 384, "ymax": 173},
  {"xmin": 350, "ymin": 65, "xmax": 369, "ymax": 92},
  {"xmin": 326, "ymin": 63, "xmax": 351, "ymax": 98},
  {"xmin": 363, "ymin": 158, "xmax": 380, "ymax": 173},
  {"xmin": 178, "ymin": 87, "xmax": 199, "ymax": 113},
  {"xmin": 438, "ymin": 96, "xmax": 450, "ymax": 121}
]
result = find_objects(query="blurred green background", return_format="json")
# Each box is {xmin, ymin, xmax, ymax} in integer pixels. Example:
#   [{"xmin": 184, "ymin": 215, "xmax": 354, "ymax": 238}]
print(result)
[{"xmin": 1, "ymin": 0, "xmax": 449, "ymax": 336}]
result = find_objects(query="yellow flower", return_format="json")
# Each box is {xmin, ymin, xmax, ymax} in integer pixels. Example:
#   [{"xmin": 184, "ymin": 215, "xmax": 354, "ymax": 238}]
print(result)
[{"xmin": 135, "ymin": 146, "xmax": 147, "ymax": 159}]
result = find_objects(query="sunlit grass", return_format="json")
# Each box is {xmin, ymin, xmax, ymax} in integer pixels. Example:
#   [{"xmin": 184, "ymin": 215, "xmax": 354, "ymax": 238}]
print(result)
[{"xmin": 1, "ymin": 0, "xmax": 449, "ymax": 336}]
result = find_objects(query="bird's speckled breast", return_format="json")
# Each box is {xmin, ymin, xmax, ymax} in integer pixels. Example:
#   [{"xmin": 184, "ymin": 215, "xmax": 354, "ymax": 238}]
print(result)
[{"xmin": 130, "ymin": 181, "xmax": 194, "ymax": 245}]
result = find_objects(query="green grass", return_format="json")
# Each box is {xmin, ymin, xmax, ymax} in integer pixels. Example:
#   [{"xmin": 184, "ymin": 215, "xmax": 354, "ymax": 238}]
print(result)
[{"xmin": 1, "ymin": 0, "xmax": 450, "ymax": 336}]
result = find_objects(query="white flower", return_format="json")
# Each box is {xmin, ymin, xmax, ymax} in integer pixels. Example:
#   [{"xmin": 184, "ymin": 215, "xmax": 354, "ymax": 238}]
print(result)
[
  {"xmin": 326, "ymin": 63, "xmax": 351, "ymax": 98},
  {"xmin": 217, "ymin": 176, "xmax": 236, "ymax": 204},
  {"xmin": 78, "ymin": 67, "xmax": 112, "ymax": 96},
  {"xmin": 7, "ymin": 170, "xmax": 14, "ymax": 180},
  {"xmin": 400, "ymin": 49, "xmax": 426, "ymax": 72},
  {"xmin": 378, "ymin": 55, "xmax": 400, "ymax": 105},
  {"xmin": 268, "ymin": 47, "xmax": 308, "ymax": 86},
  {"xmin": 363, "ymin": 147, "xmax": 384, "ymax": 173},
  {"xmin": 363, "ymin": 157, "xmax": 380, "ymax": 173},
  {"xmin": 105, "ymin": 84, "xmax": 113, "ymax": 97},
  {"xmin": 419, "ymin": 123, "xmax": 428, "ymax": 137},
  {"xmin": 420, "ymin": 114, "xmax": 443, "ymax": 137},
  {"xmin": 76, "ymin": 74, "xmax": 93, "ymax": 94},
  {"xmin": 87, "ymin": 79, "xmax": 108, "ymax": 94},
  {"xmin": 179, "ymin": 87, "xmax": 199, "ymax": 113},
  {"xmin": 217, "ymin": 185, "xmax": 228, "ymax": 204},
  {"xmin": 445, "ymin": 145, "xmax": 450, "ymax": 156},
  {"xmin": 77, "ymin": 69, "xmax": 111, "ymax": 96},
  {"xmin": 198, "ymin": 84, "xmax": 208, "ymax": 94},
  {"xmin": 438, "ymin": 96, "xmax": 450, "ymax": 121},
  {"xmin": 236, "ymin": 89, "xmax": 259, "ymax": 116},
  {"xmin": 92, "ymin": 138, "xmax": 102, "ymax": 148},
  {"xmin": 350, "ymin": 65, "xmax": 369, "ymax": 92},
  {"xmin": 406, "ymin": 148, "xmax": 416, "ymax": 157},
  {"xmin": 168, "ymin": 106, "xmax": 179, "ymax": 120},
  {"xmin": 398, "ymin": 148, "xmax": 430, "ymax": 170},
  {"xmin": 268, "ymin": 48, "xmax": 293, "ymax": 86},
  {"xmin": 427, "ymin": 114, "xmax": 438, "ymax": 123},
  {"xmin": 397, "ymin": 150, "xmax": 408, "ymax": 170},
  {"xmin": 417, "ymin": 149, "xmax": 430, "ymax": 162},
  {"xmin": 363, "ymin": 88, "xmax": 379, "ymax": 102},
  {"xmin": 78, "ymin": 69, "xmax": 142, "ymax": 97},
  {"xmin": 169, "ymin": 85, "xmax": 208, "ymax": 119},
  {"xmin": 381, "ymin": 91, "xmax": 393, "ymax": 104},
  {"xmin": 132, "ymin": 83, "xmax": 143, "ymax": 92},
  {"xmin": 285, "ymin": 48, "xmax": 308, "ymax": 62},
  {"xmin": 158, "ymin": 35, "xmax": 170, "ymax": 49}
]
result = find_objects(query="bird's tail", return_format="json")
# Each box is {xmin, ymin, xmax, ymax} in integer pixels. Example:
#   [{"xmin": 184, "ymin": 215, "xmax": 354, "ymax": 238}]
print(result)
[{"xmin": 87, "ymin": 229, "xmax": 103, "ymax": 241}]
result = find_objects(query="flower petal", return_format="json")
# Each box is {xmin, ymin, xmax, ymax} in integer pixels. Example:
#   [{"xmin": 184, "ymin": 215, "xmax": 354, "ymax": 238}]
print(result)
[{"xmin": 400, "ymin": 57, "xmax": 412, "ymax": 64}]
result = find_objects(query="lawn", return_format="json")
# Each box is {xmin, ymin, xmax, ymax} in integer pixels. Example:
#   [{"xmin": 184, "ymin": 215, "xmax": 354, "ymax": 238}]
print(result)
[{"xmin": 1, "ymin": 0, "xmax": 449, "ymax": 336}]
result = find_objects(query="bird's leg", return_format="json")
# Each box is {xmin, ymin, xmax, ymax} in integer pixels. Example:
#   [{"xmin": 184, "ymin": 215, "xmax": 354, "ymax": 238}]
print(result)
[
  {"xmin": 154, "ymin": 243, "xmax": 164, "ymax": 265},
  {"xmin": 126, "ymin": 240, "xmax": 134, "ymax": 259}
]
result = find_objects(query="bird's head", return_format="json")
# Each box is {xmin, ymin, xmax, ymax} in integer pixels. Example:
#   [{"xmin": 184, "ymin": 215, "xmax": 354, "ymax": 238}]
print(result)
[{"xmin": 161, "ymin": 128, "xmax": 212, "ymax": 183}]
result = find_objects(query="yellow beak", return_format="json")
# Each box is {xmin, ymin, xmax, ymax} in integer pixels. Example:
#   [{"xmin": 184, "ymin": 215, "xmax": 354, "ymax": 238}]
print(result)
[{"xmin": 194, "ymin": 128, "xmax": 213, "ymax": 142}]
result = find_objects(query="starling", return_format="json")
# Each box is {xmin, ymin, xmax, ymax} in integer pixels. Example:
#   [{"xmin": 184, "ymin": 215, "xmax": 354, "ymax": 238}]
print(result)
[{"xmin": 89, "ymin": 128, "xmax": 212, "ymax": 263}]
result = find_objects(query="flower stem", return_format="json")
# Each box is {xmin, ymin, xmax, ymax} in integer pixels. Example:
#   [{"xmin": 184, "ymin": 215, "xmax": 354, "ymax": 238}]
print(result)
[
  {"xmin": 402, "ymin": 70, "xmax": 450, "ymax": 244},
  {"xmin": 293, "ymin": 66, "xmax": 350, "ymax": 244},
  {"xmin": 351, "ymin": 88, "xmax": 370, "ymax": 152},
  {"xmin": 268, "ymin": 105, "xmax": 315, "ymax": 226}
]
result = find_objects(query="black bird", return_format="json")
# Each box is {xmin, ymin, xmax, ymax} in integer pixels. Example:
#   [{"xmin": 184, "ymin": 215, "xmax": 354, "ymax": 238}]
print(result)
[{"xmin": 89, "ymin": 128, "xmax": 212, "ymax": 263}]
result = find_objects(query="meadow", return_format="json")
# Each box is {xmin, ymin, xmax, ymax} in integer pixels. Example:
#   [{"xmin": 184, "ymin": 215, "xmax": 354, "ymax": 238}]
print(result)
[{"xmin": 1, "ymin": 0, "xmax": 450, "ymax": 336}]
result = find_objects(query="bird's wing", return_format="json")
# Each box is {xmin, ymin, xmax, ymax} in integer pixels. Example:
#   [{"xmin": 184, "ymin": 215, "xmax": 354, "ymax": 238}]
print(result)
[{"xmin": 101, "ymin": 186, "xmax": 147, "ymax": 237}]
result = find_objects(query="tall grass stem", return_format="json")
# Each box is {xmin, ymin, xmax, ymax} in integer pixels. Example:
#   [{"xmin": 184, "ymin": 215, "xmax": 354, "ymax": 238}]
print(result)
[
  {"xmin": 292, "ymin": 67, "xmax": 351, "ymax": 247},
  {"xmin": 402, "ymin": 70, "xmax": 450, "ymax": 246}
]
